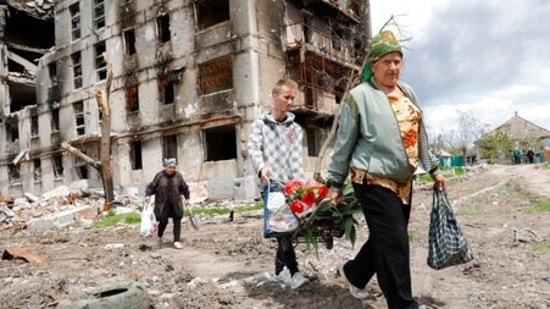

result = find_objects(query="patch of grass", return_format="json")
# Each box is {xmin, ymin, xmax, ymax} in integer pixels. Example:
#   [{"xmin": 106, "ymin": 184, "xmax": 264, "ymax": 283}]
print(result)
[
  {"xmin": 531, "ymin": 200, "xmax": 550, "ymax": 212},
  {"xmin": 91, "ymin": 202, "xmax": 264, "ymax": 228},
  {"xmin": 92, "ymin": 212, "xmax": 141, "ymax": 228},
  {"xmin": 531, "ymin": 241, "xmax": 550, "ymax": 254},
  {"xmin": 184, "ymin": 202, "xmax": 263, "ymax": 216},
  {"xmin": 416, "ymin": 167, "xmax": 465, "ymax": 184}
]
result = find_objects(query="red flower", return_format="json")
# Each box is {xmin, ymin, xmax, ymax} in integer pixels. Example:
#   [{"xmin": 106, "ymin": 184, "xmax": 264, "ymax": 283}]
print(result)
[
  {"xmin": 289, "ymin": 200, "xmax": 306, "ymax": 214},
  {"xmin": 301, "ymin": 190, "xmax": 317, "ymax": 206},
  {"xmin": 317, "ymin": 185, "xmax": 329, "ymax": 198},
  {"xmin": 284, "ymin": 179, "xmax": 304, "ymax": 196}
]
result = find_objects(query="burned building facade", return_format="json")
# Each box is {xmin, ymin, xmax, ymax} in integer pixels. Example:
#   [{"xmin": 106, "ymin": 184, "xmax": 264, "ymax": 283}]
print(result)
[{"xmin": 1, "ymin": 0, "xmax": 370, "ymax": 200}]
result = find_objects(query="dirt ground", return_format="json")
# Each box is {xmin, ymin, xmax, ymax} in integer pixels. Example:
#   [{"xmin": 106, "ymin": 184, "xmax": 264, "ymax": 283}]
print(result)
[{"xmin": 1, "ymin": 164, "xmax": 550, "ymax": 309}]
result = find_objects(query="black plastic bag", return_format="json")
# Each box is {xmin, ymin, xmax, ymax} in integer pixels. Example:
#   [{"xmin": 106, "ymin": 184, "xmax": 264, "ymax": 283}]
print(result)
[{"xmin": 427, "ymin": 189, "xmax": 474, "ymax": 270}]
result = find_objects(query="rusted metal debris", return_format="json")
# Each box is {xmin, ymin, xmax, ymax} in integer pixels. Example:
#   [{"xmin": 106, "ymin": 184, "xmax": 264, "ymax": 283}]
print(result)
[{"xmin": 2, "ymin": 247, "xmax": 48, "ymax": 263}]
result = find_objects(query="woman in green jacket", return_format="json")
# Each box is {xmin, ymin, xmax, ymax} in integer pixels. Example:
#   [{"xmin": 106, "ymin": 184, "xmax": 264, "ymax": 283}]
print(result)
[{"xmin": 326, "ymin": 30, "xmax": 446, "ymax": 309}]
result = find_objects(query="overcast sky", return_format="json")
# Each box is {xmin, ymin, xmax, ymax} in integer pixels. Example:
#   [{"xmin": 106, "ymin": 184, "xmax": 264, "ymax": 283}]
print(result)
[{"xmin": 369, "ymin": 0, "xmax": 550, "ymax": 139}]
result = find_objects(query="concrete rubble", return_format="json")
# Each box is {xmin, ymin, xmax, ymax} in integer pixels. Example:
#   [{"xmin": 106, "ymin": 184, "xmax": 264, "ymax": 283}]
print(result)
[
  {"xmin": 0, "ymin": 180, "xmax": 255, "ymax": 232},
  {"xmin": 4, "ymin": 0, "xmax": 55, "ymax": 19}
]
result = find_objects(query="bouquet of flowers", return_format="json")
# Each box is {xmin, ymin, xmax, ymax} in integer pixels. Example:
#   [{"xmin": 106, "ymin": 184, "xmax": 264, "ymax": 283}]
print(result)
[
  {"xmin": 264, "ymin": 178, "xmax": 362, "ymax": 253},
  {"xmin": 264, "ymin": 179, "xmax": 327, "ymax": 236}
]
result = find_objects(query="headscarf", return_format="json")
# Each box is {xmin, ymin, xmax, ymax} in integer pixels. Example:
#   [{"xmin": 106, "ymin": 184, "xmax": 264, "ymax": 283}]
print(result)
[
  {"xmin": 361, "ymin": 30, "xmax": 403, "ymax": 81},
  {"xmin": 163, "ymin": 158, "xmax": 177, "ymax": 167}
]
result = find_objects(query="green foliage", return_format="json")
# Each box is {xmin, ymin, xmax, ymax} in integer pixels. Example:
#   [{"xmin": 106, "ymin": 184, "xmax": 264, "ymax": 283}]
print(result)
[
  {"xmin": 476, "ymin": 131, "xmax": 513, "ymax": 163},
  {"xmin": 183, "ymin": 202, "xmax": 263, "ymax": 216},
  {"xmin": 92, "ymin": 213, "xmax": 141, "ymax": 228},
  {"xmin": 92, "ymin": 203, "xmax": 264, "ymax": 228},
  {"xmin": 297, "ymin": 182, "xmax": 362, "ymax": 257}
]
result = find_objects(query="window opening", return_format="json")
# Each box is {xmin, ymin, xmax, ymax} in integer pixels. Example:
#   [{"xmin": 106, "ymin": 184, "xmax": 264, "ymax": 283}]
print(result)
[
  {"xmin": 195, "ymin": 0, "xmax": 229, "ymax": 30},
  {"xmin": 125, "ymin": 84, "xmax": 139, "ymax": 112},
  {"xmin": 93, "ymin": 0, "xmax": 106, "ymax": 30},
  {"xmin": 162, "ymin": 135, "xmax": 178, "ymax": 160},
  {"xmin": 197, "ymin": 55, "xmax": 233, "ymax": 95},
  {"xmin": 73, "ymin": 101, "xmax": 85, "ymax": 136},
  {"xmin": 51, "ymin": 107, "xmax": 60, "ymax": 131},
  {"xmin": 71, "ymin": 52, "xmax": 82, "ymax": 89},
  {"xmin": 123, "ymin": 29, "xmax": 136, "ymax": 55},
  {"xmin": 33, "ymin": 159, "xmax": 41, "ymax": 181},
  {"xmin": 31, "ymin": 114, "xmax": 39, "ymax": 137},
  {"xmin": 53, "ymin": 154, "xmax": 64, "ymax": 178},
  {"xmin": 130, "ymin": 141, "xmax": 143, "ymax": 170},
  {"xmin": 70, "ymin": 2, "xmax": 81, "ymax": 39},
  {"xmin": 8, "ymin": 164, "xmax": 21, "ymax": 184},
  {"xmin": 157, "ymin": 14, "xmax": 171, "ymax": 43},
  {"xmin": 204, "ymin": 125, "xmax": 237, "ymax": 161},
  {"xmin": 95, "ymin": 42, "xmax": 107, "ymax": 81}
]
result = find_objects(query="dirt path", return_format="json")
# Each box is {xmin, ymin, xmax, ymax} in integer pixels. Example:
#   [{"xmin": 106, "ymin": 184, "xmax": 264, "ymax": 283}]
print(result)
[{"xmin": 1, "ymin": 164, "xmax": 549, "ymax": 308}]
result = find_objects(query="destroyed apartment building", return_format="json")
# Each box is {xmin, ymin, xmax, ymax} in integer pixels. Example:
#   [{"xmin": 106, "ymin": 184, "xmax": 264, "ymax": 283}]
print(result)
[{"xmin": 0, "ymin": 0, "xmax": 370, "ymax": 201}]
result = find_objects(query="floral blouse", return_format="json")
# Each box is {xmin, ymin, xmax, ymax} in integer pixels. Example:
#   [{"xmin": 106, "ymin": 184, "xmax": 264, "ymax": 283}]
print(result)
[{"xmin": 350, "ymin": 93, "xmax": 421, "ymax": 204}]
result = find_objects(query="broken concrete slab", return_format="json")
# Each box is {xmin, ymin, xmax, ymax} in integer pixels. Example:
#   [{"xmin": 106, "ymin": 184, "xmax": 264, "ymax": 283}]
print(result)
[{"xmin": 27, "ymin": 205, "xmax": 97, "ymax": 231}]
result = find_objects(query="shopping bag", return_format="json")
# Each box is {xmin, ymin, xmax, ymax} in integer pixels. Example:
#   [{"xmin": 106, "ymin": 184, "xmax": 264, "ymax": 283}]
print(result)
[
  {"xmin": 262, "ymin": 180, "xmax": 298, "ymax": 238},
  {"xmin": 140, "ymin": 200, "xmax": 158, "ymax": 237},
  {"xmin": 427, "ymin": 189, "xmax": 474, "ymax": 270}
]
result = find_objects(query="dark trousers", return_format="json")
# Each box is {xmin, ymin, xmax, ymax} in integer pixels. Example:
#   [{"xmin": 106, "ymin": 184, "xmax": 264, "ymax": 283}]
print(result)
[
  {"xmin": 157, "ymin": 203, "xmax": 182, "ymax": 242},
  {"xmin": 275, "ymin": 236, "xmax": 299, "ymax": 275},
  {"xmin": 345, "ymin": 183, "xmax": 417, "ymax": 309}
]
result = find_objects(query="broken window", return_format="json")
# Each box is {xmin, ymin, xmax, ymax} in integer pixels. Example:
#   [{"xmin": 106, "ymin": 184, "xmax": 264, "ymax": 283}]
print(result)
[
  {"xmin": 95, "ymin": 41, "xmax": 107, "ymax": 81},
  {"xmin": 71, "ymin": 52, "xmax": 82, "ymax": 89},
  {"xmin": 70, "ymin": 2, "xmax": 81, "ymax": 40},
  {"xmin": 48, "ymin": 62, "xmax": 57, "ymax": 82},
  {"xmin": 195, "ymin": 0, "xmax": 230, "ymax": 30},
  {"xmin": 197, "ymin": 55, "xmax": 233, "ymax": 95},
  {"xmin": 51, "ymin": 107, "xmax": 60, "ymax": 132},
  {"xmin": 8, "ymin": 164, "xmax": 21, "ymax": 184},
  {"xmin": 93, "ymin": 0, "xmax": 106, "ymax": 30},
  {"xmin": 305, "ymin": 127, "xmax": 322, "ymax": 157},
  {"xmin": 162, "ymin": 135, "xmax": 178, "ymax": 161},
  {"xmin": 125, "ymin": 84, "xmax": 139, "ymax": 112},
  {"xmin": 123, "ymin": 29, "xmax": 136, "ymax": 55},
  {"xmin": 5, "ymin": 122, "xmax": 19, "ymax": 143},
  {"xmin": 75, "ymin": 156, "xmax": 89, "ymax": 180},
  {"xmin": 157, "ymin": 14, "xmax": 171, "ymax": 43},
  {"xmin": 203, "ymin": 125, "xmax": 236, "ymax": 161},
  {"xmin": 73, "ymin": 101, "xmax": 85, "ymax": 136},
  {"xmin": 31, "ymin": 114, "xmax": 39, "ymax": 138},
  {"xmin": 158, "ymin": 74, "xmax": 176, "ymax": 104},
  {"xmin": 130, "ymin": 140, "xmax": 143, "ymax": 170},
  {"xmin": 33, "ymin": 158, "xmax": 41, "ymax": 182},
  {"xmin": 53, "ymin": 154, "xmax": 64, "ymax": 178}
]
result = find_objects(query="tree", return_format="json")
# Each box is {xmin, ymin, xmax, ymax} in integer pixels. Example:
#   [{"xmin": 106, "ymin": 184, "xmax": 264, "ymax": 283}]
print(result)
[{"xmin": 475, "ymin": 131, "xmax": 513, "ymax": 164}]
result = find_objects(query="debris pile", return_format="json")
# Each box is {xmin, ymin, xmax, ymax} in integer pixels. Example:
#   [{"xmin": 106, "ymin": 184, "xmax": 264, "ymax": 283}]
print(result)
[{"xmin": 5, "ymin": 0, "xmax": 55, "ymax": 19}]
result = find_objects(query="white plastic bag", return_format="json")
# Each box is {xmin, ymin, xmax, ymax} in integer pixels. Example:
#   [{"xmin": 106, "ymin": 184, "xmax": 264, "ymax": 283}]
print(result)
[{"xmin": 140, "ymin": 200, "xmax": 158, "ymax": 237}]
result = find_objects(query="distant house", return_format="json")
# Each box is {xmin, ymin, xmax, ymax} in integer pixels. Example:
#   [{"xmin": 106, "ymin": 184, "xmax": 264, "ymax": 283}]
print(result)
[{"xmin": 489, "ymin": 112, "xmax": 550, "ymax": 149}]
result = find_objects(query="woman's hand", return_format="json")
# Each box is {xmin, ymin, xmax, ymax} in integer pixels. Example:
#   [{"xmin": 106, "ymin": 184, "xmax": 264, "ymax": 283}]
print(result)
[{"xmin": 432, "ymin": 173, "xmax": 446, "ymax": 191}]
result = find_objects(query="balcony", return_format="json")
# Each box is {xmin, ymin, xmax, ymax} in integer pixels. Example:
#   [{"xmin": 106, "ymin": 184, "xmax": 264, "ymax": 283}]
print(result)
[
  {"xmin": 198, "ymin": 89, "xmax": 235, "ymax": 119},
  {"xmin": 283, "ymin": 22, "xmax": 358, "ymax": 64}
]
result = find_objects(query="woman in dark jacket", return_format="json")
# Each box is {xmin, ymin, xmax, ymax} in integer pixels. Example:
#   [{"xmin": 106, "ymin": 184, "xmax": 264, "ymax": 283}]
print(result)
[{"xmin": 145, "ymin": 158, "xmax": 190, "ymax": 249}]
